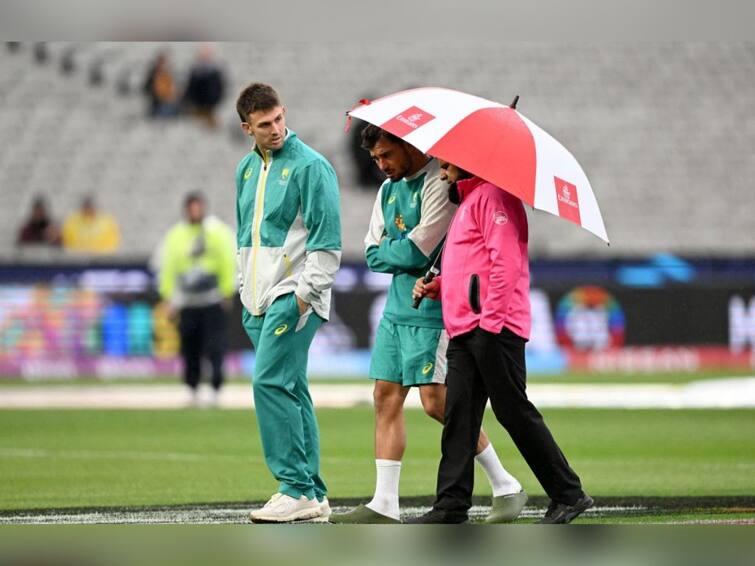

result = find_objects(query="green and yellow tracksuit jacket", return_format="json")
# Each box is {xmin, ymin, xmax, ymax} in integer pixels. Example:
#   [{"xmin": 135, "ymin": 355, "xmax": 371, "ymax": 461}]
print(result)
[
  {"xmin": 236, "ymin": 130, "xmax": 342, "ymax": 321},
  {"xmin": 364, "ymin": 159, "xmax": 456, "ymax": 328}
]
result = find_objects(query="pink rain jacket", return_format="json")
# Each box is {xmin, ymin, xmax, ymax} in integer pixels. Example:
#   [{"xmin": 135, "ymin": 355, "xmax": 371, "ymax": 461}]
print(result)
[{"xmin": 436, "ymin": 176, "xmax": 531, "ymax": 340}]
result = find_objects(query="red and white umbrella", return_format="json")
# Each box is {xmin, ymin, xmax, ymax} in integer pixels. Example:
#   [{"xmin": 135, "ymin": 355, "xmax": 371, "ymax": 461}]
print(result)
[{"xmin": 348, "ymin": 87, "xmax": 609, "ymax": 244}]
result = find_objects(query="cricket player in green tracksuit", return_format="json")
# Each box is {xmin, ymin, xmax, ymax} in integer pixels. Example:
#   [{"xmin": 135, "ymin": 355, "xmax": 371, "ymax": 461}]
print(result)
[
  {"xmin": 331, "ymin": 125, "xmax": 525, "ymax": 524},
  {"xmin": 235, "ymin": 83, "xmax": 341, "ymax": 523}
]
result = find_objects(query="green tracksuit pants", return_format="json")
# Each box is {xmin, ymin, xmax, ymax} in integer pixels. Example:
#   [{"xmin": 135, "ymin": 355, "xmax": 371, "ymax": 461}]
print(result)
[{"xmin": 242, "ymin": 292, "xmax": 326, "ymax": 501}]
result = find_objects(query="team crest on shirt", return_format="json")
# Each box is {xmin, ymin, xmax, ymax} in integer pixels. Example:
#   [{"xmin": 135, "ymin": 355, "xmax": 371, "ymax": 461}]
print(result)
[
  {"xmin": 394, "ymin": 213, "xmax": 406, "ymax": 232},
  {"xmin": 278, "ymin": 168, "xmax": 291, "ymax": 187}
]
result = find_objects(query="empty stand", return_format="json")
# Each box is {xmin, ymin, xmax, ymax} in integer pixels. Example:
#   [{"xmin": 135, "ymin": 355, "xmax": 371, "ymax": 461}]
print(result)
[{"xmin": 1, "ymin": 42, "xmax": 753, "ymax": 261}]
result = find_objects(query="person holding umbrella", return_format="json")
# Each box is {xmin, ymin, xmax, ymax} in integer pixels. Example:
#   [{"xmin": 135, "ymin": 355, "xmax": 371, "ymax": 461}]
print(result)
[
  {"xmin": 411, "ymin": 160, "xmax": 593, "ymax": 523},
  {"xmin": 330, "ymin": 125, "xmax": 525, "ymax": 524}
]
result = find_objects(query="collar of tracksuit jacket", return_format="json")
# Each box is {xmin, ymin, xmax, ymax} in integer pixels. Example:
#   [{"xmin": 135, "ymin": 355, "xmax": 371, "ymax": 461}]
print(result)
[
  {"xmin": 237, "ymin": 127, "xmax": 342, "ymax": 322},
  {"xmin": 253, "ymin": 129, "xmax": 293, "ymax": 167}
]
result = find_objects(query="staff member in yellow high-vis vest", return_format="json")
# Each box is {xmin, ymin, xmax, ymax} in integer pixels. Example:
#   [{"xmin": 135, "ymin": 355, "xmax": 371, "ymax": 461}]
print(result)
[
  {"xmin": 235, "ymin": 83, "xmax": 341, "ymax": 524},
  {"xmin": 157, "ymin": 192, "xmax": 236, "ymax": 407}
]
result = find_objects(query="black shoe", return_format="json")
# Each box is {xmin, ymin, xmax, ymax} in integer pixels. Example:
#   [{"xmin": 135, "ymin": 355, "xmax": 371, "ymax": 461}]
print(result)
[
  {"xmin": 405, "ymin": 508, "xmax": 469, "ymax": 524},
  {"xmin": 537, "ymin": 494, "xmax": 594, "ymax": 524}
]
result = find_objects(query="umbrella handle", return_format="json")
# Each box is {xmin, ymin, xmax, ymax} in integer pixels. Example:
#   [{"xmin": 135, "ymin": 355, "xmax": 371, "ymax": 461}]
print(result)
[{"xmin": 412, "ymin": 267, "xmax": 439, "ymax": 309}]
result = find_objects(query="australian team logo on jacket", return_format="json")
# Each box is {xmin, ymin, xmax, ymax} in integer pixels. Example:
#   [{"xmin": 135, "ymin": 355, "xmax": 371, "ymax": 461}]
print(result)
[{"xmin": 278, "ymin": 168, "xmax": 290, "ymax": 187}]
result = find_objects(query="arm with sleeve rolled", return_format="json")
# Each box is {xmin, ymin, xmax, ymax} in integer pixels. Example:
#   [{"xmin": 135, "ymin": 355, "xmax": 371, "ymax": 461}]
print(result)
[
  {"xmin": 295, "ymin": 160, "xmax": 342, "ymax": 305},
  {"xmin": 373, "ymin": 173, "xmax": 455, "ymax": 271},
  {"xmin": 476, "ymin": 190, "xmax": 525, "ymax": 334}
]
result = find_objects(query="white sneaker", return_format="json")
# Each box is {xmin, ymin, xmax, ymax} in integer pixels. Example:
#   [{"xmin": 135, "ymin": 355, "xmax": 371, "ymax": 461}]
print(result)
[
  {"xmin": 186, "ymin": 388, "xmax": 200, "ymax": 408},
  {"xmin": 249, "ymin": 493, "xmax": 322, "ymax": 523},
  {"xmin": 309, "ymin": 497, "xmax": 331, "ymax": 523},
  {"xmin": 208, "ymin": 389, "xmax": 221, "ymax": 408},
  {"xmin": 249, "ymin": 492, "xmax": 282, "ymax": 521}
]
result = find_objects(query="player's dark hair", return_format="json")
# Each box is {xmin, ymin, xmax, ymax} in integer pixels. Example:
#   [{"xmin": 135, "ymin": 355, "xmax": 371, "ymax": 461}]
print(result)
[
  {"xmin": 184, "ymin": 191, "xmax": 205, "ymax": 207},
  {"xmin": 236, "ymin": 83, "xmax": 282, "ymax": 122},
  {"xmin": 31, "ymin": 195, "xmax": 47, "ymax": 208},
  {"xmin": 360, "ymin": 124, "xmax": 403, "ymax": 151}
]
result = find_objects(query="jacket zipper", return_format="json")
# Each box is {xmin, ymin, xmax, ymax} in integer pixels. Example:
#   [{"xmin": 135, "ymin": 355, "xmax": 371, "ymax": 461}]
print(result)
[{"xmin": 251, "ymin": 150, "xmax": 272, "ymax": 308}]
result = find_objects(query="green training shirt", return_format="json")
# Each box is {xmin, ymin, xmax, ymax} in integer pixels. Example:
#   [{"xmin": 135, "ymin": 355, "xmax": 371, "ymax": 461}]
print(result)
[
  {"xmin": 236, "ymin": 129, "xmax": 342, "ymax": 320},
  {"xmin": 364, "ymin": 159, "xmax": 456, "ymax": 328}
]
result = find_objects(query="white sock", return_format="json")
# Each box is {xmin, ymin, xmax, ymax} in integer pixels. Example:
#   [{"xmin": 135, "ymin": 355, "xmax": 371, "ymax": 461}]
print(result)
[
  {"xmin": 365, "ymin": 459, "xmax": 401, "ymax": 520},
  {"xmin": 475, "ymin": 443, "xmax": 522, "ymax": 496}
]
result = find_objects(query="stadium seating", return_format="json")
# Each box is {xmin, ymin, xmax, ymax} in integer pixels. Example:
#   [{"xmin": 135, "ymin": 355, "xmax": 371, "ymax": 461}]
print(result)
[{"xmin": 1, "ymin": 42, "xmax": 753, "ymax": 261}]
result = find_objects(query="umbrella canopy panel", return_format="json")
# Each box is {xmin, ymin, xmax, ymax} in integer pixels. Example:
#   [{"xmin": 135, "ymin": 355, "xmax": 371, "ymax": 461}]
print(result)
[{"xmin": 349, "ymin": 87, "xmax": 609, "ymax": 244}]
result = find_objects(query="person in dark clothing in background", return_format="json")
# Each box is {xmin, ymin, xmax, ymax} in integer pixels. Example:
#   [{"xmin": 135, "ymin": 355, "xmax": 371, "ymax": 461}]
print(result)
[
  {"xmin": 183, "ymin": 44, "xmax": 226, "ymax": 128},
  {"xmin": 16, "ymin": 196, "xmax": 61, "ymax": 247},
  {"xmin": 143, "ymin": 52, "xmax": 179, "ymax": 119},
  {"xmin": 348, "ymin": 101, "xmax": 385, "ymax": 189}
]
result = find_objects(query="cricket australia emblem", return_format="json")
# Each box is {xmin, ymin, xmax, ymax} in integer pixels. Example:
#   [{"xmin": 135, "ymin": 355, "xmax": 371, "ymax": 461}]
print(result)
[{"xmin": 394, "ymin": 213, "xmax": 406, "ymax": 232}]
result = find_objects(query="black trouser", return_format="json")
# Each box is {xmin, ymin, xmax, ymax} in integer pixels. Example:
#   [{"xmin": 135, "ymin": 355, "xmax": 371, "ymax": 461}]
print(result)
[
  {"xmin": 178, "ymin": 303, "xmax": 227, "ymax": 391},
  {"xmin": 434, "ymin": 326, "xmax": 584, "ymax": 513}
]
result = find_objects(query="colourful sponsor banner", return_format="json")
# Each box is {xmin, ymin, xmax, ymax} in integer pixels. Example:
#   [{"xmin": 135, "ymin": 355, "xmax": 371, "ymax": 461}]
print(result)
[
  {"xmin": 1, "ymin": 263, "xmax": 755, "ymax": 379},
  {"xmin": 555, "ymin": 286, "xmax": 625, "ymax": 350},
  {"xmin": 568, "ymin": 347, "xmax": 754, "ymax": 373},
  {"xmin": 2, "ymin": 346, "xmax": 751, "ymax": 380},
  {"xmin": 0, "ymin": 354, "xmax": 244, "ymax": 380}
]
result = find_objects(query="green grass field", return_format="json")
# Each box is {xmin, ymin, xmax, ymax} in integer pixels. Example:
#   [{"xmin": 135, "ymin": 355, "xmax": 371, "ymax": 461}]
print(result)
[{"xmin": 1, "ymin": 407, "xmax": 754, "ymax": 523}]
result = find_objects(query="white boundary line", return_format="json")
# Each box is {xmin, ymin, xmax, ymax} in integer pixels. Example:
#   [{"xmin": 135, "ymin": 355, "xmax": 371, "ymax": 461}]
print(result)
[
  {"xmin": 0, "ymin": 505, "xmax": 649, "ymax": 525},
  {"xmin": 1, "ymin": 378, "xmax": 754, "ymax": 409},
  {"xmin": 0, "ymin": 448, "xmax": 251, "ymax": 463}
]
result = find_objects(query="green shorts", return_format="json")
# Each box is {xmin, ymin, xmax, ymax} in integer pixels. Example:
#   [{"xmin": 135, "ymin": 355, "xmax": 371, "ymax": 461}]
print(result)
[{"xmin": 369, "ymin": 318, "xmax": 448, "ymax": 386}]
